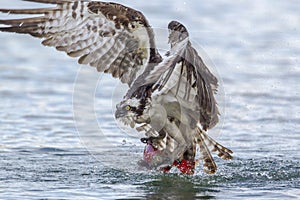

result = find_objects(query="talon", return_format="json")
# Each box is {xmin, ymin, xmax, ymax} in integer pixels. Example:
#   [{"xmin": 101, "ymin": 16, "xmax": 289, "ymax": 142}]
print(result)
[
  {"xmin": 141, "ymin": 138, "xmax": 148, "ymax": 144},
  {"xmin": 140, "ymin": 136, "xmax": 158, "ymax": 145}
]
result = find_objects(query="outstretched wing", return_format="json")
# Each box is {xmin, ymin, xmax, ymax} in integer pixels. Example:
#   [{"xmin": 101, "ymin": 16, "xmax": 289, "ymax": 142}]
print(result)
[{"xmin": 0, "ymin": 0, "xmax": 161, "ymax": 86}]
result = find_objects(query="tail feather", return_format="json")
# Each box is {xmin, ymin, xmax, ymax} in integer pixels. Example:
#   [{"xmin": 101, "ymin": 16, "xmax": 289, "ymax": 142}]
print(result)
[
  {"xmin": 200, "ymin": 130, "xmax": 233, "ymax": 160},
  {"xmin": 196, "ymin": 129, "xmax": 217, "ymax": 174},
  {"xmin": 196, "ymin": 127, "xmax": 233, "ymax": 174}
]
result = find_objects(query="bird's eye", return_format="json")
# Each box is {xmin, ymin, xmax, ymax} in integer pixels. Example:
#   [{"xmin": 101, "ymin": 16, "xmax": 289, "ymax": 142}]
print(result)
[{"xmin": 125, "ymin": 105, "xmax": 131, "ymax": 111}]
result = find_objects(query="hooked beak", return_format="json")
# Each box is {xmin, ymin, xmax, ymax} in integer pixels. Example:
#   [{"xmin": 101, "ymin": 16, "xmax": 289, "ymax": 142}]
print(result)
[{"xmin": 115, "ymin": 109, "xmax": 127, "ymax": 119}]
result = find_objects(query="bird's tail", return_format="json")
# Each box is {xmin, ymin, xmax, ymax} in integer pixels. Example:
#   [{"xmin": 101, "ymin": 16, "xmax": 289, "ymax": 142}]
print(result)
[{"xmin": 195, "ymin": 127, "xmax": 233, "ymax": 174}]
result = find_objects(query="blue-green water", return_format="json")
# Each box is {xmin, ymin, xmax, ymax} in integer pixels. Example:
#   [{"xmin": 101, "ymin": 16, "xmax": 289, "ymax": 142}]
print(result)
[{"xmin": 0, "ymin": 0, "xmax": 299, "ymax": 199}]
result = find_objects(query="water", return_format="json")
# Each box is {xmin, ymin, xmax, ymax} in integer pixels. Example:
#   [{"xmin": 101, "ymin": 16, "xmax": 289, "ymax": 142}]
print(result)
[{"xmin": 0, "ymin": 0, "xmax": 299, "ymax": 199}]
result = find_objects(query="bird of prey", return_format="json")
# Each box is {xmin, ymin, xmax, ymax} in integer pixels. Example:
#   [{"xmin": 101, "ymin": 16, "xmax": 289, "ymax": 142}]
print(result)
[{"xmin": 0, "ymin": 0, "xmax": 233, "ymax": 175}]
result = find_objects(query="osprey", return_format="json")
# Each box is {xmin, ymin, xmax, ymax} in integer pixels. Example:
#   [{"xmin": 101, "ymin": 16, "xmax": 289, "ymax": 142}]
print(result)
[{"xmin": 0, "ymin": 0, "xmax": 233, "ymax": 174}]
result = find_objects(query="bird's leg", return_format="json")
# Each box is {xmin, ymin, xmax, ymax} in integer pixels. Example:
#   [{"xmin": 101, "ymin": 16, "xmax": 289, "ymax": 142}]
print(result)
[
  {"xmin": 138, "ymin": 109, "xmax": 188, "ymax": 170},
  {"xmin": 141, "ymin": 120, "xmax": 188, "ymax": 170},
  {"xmin": 139, "ymin": 124, "xmax": 166, "ymax": 149},
  {"xmin": 162, "ymin": 119, "xmax": 187, "ymax": 160},
  {"xmin": 141, "ymin": 130, "xmax": 167, "ymax": 150}
]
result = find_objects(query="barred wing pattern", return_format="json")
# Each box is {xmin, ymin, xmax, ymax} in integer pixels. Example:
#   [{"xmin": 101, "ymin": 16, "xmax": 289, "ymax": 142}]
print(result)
[
  {"xmin": 151, "ymin": 41, "xmax": 219, "ymax": 131},
  {"xmin": 0, "ymin": 0, "xmax": 160, "ymax": 85}
]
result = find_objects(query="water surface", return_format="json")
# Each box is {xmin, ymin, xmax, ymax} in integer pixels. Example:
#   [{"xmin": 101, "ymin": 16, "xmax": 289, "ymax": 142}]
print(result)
[{"xmin": 0, "ymin": 0, "xmax": 299, "ymax": 199}]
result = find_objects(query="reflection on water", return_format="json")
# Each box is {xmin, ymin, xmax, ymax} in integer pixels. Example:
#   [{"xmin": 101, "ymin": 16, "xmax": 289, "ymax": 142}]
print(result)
[
  {"xmin": 0, "ymin": 0, "xmax": 299, "ymax": 199},
  {"xmin": 142, "ymin": 175, "xmax": 218, "ymax": 200}
]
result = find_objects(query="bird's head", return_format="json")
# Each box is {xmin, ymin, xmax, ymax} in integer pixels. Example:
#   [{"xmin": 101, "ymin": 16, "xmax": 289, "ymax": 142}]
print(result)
[
  {"xmin": 168, "ymin": 21, "xmax": 189, "ymax": 48},
  {"xmin": 115, "ymin": 97, "xmax": 151, "ymax": 128}
]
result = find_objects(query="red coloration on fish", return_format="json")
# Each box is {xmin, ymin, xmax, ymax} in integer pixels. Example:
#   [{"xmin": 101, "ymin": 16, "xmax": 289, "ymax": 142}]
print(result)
[
  {"xmin": 172, "ymin": 159, "xmax": 195, "ymax": 175},
  {"xmin": 143, "ymin": 143, "xmax": 158, "ymax": 163},
  {"xmin": 143, "ymin": 144, "xmax": 195, "ymax": 175}
]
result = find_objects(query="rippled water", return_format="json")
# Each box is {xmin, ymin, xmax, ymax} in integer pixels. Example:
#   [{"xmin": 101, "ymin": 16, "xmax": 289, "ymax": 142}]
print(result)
[{"xmin": 0, "ymin": 0, "xmax": 299, "ymax": 199}]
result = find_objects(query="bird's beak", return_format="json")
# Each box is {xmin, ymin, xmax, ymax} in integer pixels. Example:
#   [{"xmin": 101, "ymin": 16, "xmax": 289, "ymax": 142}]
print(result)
[{"xmin": 115, "ymin": 109, "xmax": 126, "ymax": 119}]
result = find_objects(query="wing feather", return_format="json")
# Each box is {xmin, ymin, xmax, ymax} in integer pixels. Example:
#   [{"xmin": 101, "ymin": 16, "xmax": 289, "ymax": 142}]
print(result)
[
  {"xmin": 196, "ymin": 127, "xmax": 217, "ymax": 174},
  {"xmin": 175, "ymin": 43, "xmax": 219, "ymax": 130},
  {"xmin": 0, "ymin": 7, "xmax": 59, "ymax": 14},
  {"xmin": 148, "ymin": 22, "xmax": 219, "ymax": 130},
  {"xmin": 21, "ymin": 0, "xmax": 72, "ymax": 4},
  {"xmin": 0, "ymin": 0, "xmax": 161, "ymax": 86}
]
